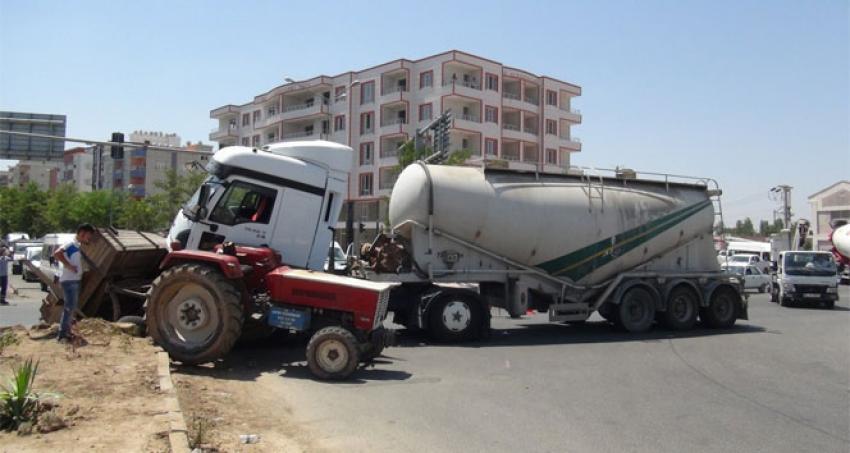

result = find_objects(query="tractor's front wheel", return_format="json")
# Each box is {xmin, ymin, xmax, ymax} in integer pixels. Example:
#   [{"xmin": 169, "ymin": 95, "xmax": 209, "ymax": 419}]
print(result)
[
  {"xmin": 306, "ymin": 326, "xmax": 360, "ymax": 380},
  {"xmin": 146, "ymin": 264, "xmax": 243, "ymax": 364}
]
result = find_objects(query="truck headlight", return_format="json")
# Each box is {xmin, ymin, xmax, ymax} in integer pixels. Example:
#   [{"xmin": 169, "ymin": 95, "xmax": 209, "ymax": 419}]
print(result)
[
  {"xmin": 827, "ymin": 287, "xmax": 838, "ymax": 294},
  {"xmin": 783, "ymin": 283, "xmax": 795, "ymax": 292}
]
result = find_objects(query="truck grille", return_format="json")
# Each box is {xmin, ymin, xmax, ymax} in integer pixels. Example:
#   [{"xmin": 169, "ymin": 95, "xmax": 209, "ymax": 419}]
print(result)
[
  {"xmin": 795, "ymin": 285, "xmax": 826, "ymax": 294},
  {"xmin": 374, "ymin": 289, "xmax": 391, "ymax": 329}
]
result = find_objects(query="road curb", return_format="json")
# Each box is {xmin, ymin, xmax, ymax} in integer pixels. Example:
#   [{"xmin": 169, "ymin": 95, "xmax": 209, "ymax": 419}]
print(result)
[{"xmin": 156, "ymin": 349, "xmax": 190, "ymax": 453}]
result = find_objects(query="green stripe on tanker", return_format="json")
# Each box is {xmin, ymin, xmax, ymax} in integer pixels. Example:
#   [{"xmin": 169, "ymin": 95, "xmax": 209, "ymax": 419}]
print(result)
[{"xmin": 536, "ymin": 199, "xmax": 713, "ymax": 280}]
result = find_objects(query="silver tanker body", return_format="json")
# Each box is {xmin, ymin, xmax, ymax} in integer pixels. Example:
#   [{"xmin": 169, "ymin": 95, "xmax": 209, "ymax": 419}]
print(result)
[
  {"xmin": 388, "ymin": 164, "xmax": 720, "ymax": 285},
  {"xmin": 361, "ymin": 163, "xmax": 746, "ymax": 341}
]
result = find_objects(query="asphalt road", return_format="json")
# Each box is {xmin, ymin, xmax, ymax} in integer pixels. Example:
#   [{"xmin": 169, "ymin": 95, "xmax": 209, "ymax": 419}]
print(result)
[
  {"xmin": 207, "ymin": 286, "xmax": 850, "ymax": 453},
  {"xmin": 0, "ymin": 272, "xmax": 44, "ymax": 327}
]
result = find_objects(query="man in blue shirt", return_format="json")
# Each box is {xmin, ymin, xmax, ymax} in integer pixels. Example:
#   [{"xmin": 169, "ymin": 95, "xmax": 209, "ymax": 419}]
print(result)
[
  {"xmin": 53, "ymin": 224, "xmax": 95, "ymax": 342},
  {"xmin": 0, "ymin": 246, "xmax": 10, "ymax": 305}
]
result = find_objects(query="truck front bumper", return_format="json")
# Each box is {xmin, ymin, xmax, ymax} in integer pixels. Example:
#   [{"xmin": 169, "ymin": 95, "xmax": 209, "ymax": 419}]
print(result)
[{"xmin": 783, "ymin": 292, "xmax": 838, "ymax": 303}]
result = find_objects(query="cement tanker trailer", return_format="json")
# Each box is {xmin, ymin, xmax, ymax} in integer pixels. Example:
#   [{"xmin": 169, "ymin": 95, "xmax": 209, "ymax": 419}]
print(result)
[{"xmin": 359, "ymin": 164, "xmax": 747, "ymax": 340}]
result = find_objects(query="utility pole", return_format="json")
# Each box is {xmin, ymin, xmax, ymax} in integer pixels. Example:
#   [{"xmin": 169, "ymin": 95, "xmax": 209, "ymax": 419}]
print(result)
[{"xmin": 770, "ymin": 184, "xmax": 793, "ymax": 247}]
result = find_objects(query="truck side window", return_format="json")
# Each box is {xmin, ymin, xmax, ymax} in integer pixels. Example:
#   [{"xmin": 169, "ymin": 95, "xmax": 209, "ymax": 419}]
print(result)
[{"xmin": 209, "ymin": 181, "xmax": 277, "ymax": 226}]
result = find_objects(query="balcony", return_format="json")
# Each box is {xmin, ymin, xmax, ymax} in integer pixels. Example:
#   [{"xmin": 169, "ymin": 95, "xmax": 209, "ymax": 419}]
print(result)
[
  {"xmin": 130, "ymin": 168, "xmax": 146, "ymax": 178},
  {"xmin": 209, "ymin": 124, "xmax": 239, "ymax": 141},
  {"xmin": 502, "ymin": 91, "xmax": 525, "ymax": 110},
  {"xmin": 380, "ymin": 117, "xmax": 407, "ymax": 135},
  {"xmin": 559, "ymin": 135, "xmax": 582, "ymax": 151},
  {"xmin": 281, "ymin": 130, "xmax": 329, "ymax": 141},
  {"xmin": 210, "ymin": 105, "xmax": 239, "ymax": 118},
  {"xmin": 442, "ymin": 79, "xmax": 482, "ymax": 98},
  {"xmin": 282, "ymin": 99, "xmax": 329, "ymax": 120},
  {"xmin": 560, "ymin": 107, "xmax": 582, "ymax": 123},
  {"xmin": 453, "ymin": 114, "xmax": 481, "ymax": 129}
]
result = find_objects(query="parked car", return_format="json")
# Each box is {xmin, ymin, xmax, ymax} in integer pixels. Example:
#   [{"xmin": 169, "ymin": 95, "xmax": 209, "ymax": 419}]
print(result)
[
  {"xmin": 726, "ymin": 253, "xmax": 771, "ymax": 274},
  {"xmin": 11, "ymin": 241, "xmax": 41, "ymax": 275},
  {"xmin": 723, "ymin": 264, "xmax": 772, "ymax": 293},
  {"xmin": 38, "ymin": 233, "xmax": 76, "ymax": 291},
  {"xmin": 21, "ymin": 246, "xmax": 42, "ymax": 282},
  {"xmin": 323, "ymin": 241, "xmax": 348, "ymax": 273}
]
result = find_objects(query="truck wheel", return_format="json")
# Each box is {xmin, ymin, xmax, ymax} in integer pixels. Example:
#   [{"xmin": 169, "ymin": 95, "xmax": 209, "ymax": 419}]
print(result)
[
  {"xmin": 825, "ymin": 300, "xmax": 835, "ymax": 310},
  {"xmin": 617, "ymin": 287, "xmax": 655, "ymax": 333},
  {"xmin": 758, "ymin": 284, "xmax": 767, "ymax": 294},
  {"xmin": 306, "ymin": 326, "xmax": 360, "ymax": 380},
  {"xmin": 662, "ymin": 287, "xmax": 698, "ymax": 330},
  {"xmin": 146, "ymin": 264, "xmax": 243, "ymax": 364},
  {"xmin": 428, "ymin": 293, "xmax": 481, "ymax": 342},
  {"xmin": 770, "ymin": 287, "xmax": 778, "ymax": 303},
  {"xmin": 701, "ymin": 287, "xmax": 738, "ymax": 328}
]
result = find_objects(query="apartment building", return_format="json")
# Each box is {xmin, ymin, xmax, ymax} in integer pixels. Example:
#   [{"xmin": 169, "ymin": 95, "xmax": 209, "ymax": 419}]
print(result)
[
  {"xmin": 209, "ymin": 50, "xmax": 581, "ymax": 236},
  {"xmin": 808, "ymin": 181, "xmax": 850, "ymax": 251},
  {"xmin": 111, "ymin": 145, "xmax": 212, "ymax": 198},
  {"xmin": 6, "ymin": 160, "xmax": 61, "ymax": 190},
  {"xmin": 61, "ymin": 147, "xmax": 94, "ymax": 191}
]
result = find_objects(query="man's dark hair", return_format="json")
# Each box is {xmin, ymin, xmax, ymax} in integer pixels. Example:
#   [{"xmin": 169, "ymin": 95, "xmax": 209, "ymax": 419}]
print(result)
[{"xmin": 77, "ymin": 223, "xmax": 96, "ymax": 234}]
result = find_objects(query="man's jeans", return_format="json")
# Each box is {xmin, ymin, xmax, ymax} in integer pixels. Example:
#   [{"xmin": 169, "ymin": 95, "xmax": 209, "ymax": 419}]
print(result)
[
  {"xmin": 59, "ymin": 280, "xmax": 81, "ymax": 339},
  {"xmin": 0, "ymin": 275, "xmax": 7, "ymax": 302}
]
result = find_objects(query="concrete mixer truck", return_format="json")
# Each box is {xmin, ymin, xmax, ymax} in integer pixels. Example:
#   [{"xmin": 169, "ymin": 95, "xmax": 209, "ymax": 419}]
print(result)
[{"xmin": 358, "ymin": 163, "xmax": 747, "ymax": 340}]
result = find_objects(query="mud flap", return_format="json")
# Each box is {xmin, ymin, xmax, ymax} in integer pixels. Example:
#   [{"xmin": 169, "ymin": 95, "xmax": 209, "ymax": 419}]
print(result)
[{"xmin": 736, "ymin": 295, "xmax": 749, "ymax": 320}]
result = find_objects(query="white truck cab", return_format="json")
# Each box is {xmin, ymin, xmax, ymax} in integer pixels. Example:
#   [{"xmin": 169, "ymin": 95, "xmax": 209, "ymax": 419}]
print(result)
[
  {"xmin": 168, "ymin": 141, "xmax": 352, "ymax": 271},
  {"xmin": 771, "ymin": 251, "xmax": 840, "ymax": 308}
]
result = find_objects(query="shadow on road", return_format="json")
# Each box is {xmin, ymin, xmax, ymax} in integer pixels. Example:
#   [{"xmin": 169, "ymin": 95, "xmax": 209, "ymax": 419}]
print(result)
[
  {"xmin": 172, "ymin": 320, "xmax": 767, "ymax": 382},
  {"xmin": 395, "ymin": 320, "xmax": 768, "ymax": 349},
  {"xmin": 172, "ymin": 334, "xmax": 413, "ymax": 384}
]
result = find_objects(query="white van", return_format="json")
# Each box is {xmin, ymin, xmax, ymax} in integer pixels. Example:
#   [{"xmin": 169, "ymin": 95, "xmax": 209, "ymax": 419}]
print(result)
[{"xmin": 38, "ymin": 233, "xmax": 76, "ymax": 291}]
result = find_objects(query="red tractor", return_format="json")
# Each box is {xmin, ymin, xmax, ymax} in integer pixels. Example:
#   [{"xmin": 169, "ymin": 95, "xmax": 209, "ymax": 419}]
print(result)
[{"xmin": 145, "ymin": 244, "xmax": 397, "ymax": 379}]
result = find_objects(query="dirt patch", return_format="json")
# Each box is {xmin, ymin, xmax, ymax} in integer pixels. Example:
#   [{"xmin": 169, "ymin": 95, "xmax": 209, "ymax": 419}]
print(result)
[
  {"xmin": 0, "ymin": 319, "xmax": 170, "ymax": 452},
  {"xmin": 172, "ymin": 365, "xmax": 319, "ymax": 453}
]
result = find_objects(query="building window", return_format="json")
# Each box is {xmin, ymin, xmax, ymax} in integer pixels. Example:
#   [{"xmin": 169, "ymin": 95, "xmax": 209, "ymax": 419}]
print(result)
[
  {"xmin": 360, "ymin": 142, "xmax": 374, "ymax": 165},
  {"xmin": 486, "ymin": 73, "xmax": 499, "ymax": 91},
  {"xmin": 546, "ymin": 148, "xmax": 558, "ymax": 165},
  {"xmin": 359, "ymin": 173, "xmax": 373, "ymax": 196},
  {"xmin": 546, "ymin": 90, "xmax": 558, "ymax": 107},
  {"xmin": 360, "ymin": 81, "xmax": 375, "ymax": 105},
  {"xmin": 546, "ymin": 119, "xmax": 557, "ymax": 135},
  {"xmin": 334, "ymin": 86, "xmax": 346, "ymax": 102},
  {"xmin": 379, "ymin": 167, "xmax": 400, "ymax": 190},
  {"xmin": 241, "ymin": 137, "xmax": 249, "ymax": 146},
  {"xmin": 334, "ymin": 115, "xmax": 346, "ymax": 131},
  {"xmin": 419, "ymin": 70, "xmax": 433, "ymax": 88},
  {"xmin": 360, "ymin": 112, "xmax": 374, "ymax": 135},
  {"xmin": 322, "ymin": 120, "xmax": 330, "ymax": 135},
  {"xmin": 485, "ymin": 106, "xmax": 498, "ymax": 123},
  {"xmin": 251, "ymin": 135, "xmax": 260, "ymax": 146},
  {"xmin": 267, "ymin": 105, "xmax": 277, "ymax": 117},
  {"xmin": 252, "ymin": 110, "xmax": 261, "ymax": 123},
  {"xmin": 267, "ymin": 132, "xmax": 276, "ymax": 142},
  {"xmin": 419, "ymin": 103, "xmax": 433, "ymax": 121},
  {"xmin": 242, "ymin": 113, "xmax": 250, "ymax": 126},
  {"xmin": 485, "ymin": 138, "xmax": 498, "ymax": 156}
]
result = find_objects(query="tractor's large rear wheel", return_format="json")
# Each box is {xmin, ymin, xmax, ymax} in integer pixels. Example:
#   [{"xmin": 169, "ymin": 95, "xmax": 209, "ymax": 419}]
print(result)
[{"xmin": 146, "ymin": 264, "xmax": 243, "ymax": 364}]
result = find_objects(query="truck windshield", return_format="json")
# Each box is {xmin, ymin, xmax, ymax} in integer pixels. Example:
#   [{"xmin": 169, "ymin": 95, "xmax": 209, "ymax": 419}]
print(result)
[
  {"xmin": 783, "ymin": 253, "xmax": 837, "ymax": 277},
  {"xmin": 182, "ymin": 175, "xmax": 226, "ymax": 214}
]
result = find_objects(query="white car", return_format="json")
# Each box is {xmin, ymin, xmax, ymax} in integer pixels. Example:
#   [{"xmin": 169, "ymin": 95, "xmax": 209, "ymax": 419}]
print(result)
[
  {"xmin": 323, "ymin": 241, "xmax": 348, "ymax": 273},
  {"xmin": 21, "ymin": 246, "xmax": 42, "ymax": 282},
  {"xmin": 726, "ymin": 254, "xmax": 771, "ymax": 274},
  {"xmin": 723, "ymin": 264, "xmax": 772, "ymax": 293}
]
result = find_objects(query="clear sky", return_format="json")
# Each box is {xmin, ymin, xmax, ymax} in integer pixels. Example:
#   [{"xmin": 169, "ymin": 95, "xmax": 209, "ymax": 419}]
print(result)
[{"xmin": 1, "ymin": 0, "xmax": 847, "ymax": 225}]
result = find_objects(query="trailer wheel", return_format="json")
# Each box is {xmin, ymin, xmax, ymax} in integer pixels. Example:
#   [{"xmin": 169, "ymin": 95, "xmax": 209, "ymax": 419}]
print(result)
[
  {"xmin": 146, "ymin": 264, "xmax": 243, "ymax": 364},
  {"xmin": 617, "ymin": 287, "xmax": 656, "ymax": 333},
  {"xmin": 428, "ymin": 293, "xmax": 481, "ymax": 342},
  {"xmin": 306, "ymin": 326, "xmax": 360, "ymax": 380},
  {"xmin": 662, "ymin": 286, "xmax": 698, "ymax": 330},
  {"xmin": 701, "ymin": 287, "xmax": 738, "ymax": 328}
]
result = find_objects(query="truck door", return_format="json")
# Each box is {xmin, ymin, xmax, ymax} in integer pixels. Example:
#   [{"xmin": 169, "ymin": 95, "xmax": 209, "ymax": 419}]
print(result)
[
  {"xmin": 268, "ymin": 188, "xmax": 324, "ymax": 269},
  {"xmin": 199, "ymin": 179, "xmax": 281, "ymax": 250}
]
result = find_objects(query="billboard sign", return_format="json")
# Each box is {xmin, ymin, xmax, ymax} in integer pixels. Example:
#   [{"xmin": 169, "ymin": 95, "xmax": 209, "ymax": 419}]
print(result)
[{"xmin": 0, "ymin": 111, "xmax": 66, "ymax": 160}]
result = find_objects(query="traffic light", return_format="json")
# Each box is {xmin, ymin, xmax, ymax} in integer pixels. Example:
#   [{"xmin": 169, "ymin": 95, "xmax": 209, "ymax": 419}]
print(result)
[{"xmin": 110, "ymin": 132, "xmax": 125, "ymax": 159}]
